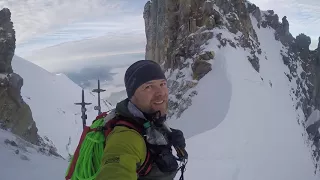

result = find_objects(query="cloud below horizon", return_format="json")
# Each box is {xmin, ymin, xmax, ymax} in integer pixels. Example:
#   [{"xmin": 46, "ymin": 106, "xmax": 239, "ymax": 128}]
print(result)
[{"xmin": 22, "ymin": 33, "xmax": 145, "ymax": 72}]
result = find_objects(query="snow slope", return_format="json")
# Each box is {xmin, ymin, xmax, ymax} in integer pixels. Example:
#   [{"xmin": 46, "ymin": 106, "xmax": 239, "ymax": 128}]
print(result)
[
  {"xmin": 0, "ymin": 129, "xmax": 67, "ymax": 180},
  {"xmin": 11, "ymin": 55, "xmax": 111, "ymax": 158},
  {"xmin": 2, "ymin": 4, "xmax": 319, "ymax": 180},
  {"xmin": 168, "ymin": 14, "xmax": 319, "ymax": 180}
]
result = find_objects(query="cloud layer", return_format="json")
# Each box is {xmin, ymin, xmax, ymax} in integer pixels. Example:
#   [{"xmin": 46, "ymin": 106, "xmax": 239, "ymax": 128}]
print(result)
[
  {"xmin": 1, "ymin": 0, "xmax": 147, "ymax": 44},
  {"xmin": 7, "ymin": 0, "xmax": 148, "ymax": 73},
  {"xmin": 16, "ymin": 14, "xmax": 146, "ymax": 56},
  {"xmin": 22, "ymin": 32, "xmax": 145, "ymax": 72}
]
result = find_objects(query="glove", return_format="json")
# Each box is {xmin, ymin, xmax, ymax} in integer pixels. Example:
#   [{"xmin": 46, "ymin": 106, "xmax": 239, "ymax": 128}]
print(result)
[
  {"xmin": 154, "ymin": 147, "xmax": 179, "ymax": 172},
  {"xmin": 167, "ymin": 128, "xmax": 186, "ymax": 149},
  {"xmin": 147, "ymin": 144, "xmax": 179, "ymax": 172}
]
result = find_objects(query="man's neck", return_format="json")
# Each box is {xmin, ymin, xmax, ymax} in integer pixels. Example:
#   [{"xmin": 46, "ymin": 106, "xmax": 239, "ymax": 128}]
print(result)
[{"xmin": 128, "ymin": 100, "xmax": 167, "ymax": 125}]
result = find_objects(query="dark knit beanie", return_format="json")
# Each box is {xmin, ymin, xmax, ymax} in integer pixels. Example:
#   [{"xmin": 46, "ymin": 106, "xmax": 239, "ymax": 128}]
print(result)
[{"xmin": 124, "ymin": 60, "xmax": 166, "ymax": 99}]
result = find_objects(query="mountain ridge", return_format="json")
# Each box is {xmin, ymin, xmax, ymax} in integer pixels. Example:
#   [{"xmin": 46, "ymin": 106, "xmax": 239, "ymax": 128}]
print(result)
[{"xmin": 144, "ymin": 0, "xmax": 320, "ymax": 175}]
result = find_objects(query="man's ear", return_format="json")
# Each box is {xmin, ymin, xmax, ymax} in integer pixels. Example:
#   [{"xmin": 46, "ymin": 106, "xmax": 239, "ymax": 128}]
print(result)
[{"xmin": 129, "ymin": 94, "xmax": 136, "ymax": 104}]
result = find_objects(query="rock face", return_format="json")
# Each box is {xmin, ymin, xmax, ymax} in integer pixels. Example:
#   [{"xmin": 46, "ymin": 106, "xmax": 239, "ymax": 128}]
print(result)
[
  {"xmin": 0, "ymin": 8, "xmax": 39, "ymax": 145},
  {"xmin": 0, "ymin": 8, "xmax": 15, "ymax": 73},
  {"xmin": 300, "ymin": 38, "xmax": 320, "ymax": 168},
  {"xmin": 144, "ymin": 0, "xmax": 219, "ymax": 70},
  {"xmin": 144, "ymin": 0, "xmax": 220, "ymax": 118},
  {"xmin": 144, "ymin": 0, "xmax": 258, "ymax": 70},
  {"xmin": 143, "ymin": 0, "xmax": 261, "ymax": 118}
]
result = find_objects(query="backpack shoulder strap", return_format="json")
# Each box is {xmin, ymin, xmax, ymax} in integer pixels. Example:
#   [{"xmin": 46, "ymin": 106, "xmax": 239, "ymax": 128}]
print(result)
[
  {"xmin": 104, "ymin": 115, "xmax": 153, "ymax": 176},
  {"xmin": 114, "ymin": 119, "xmax": 144, "ymax": 134},
  {"xmin": 65, "ymin": 126, "xmax": 91, "ymax": 180},
  {"xmin": 137, "ymin": 149, "xmax": 153, "ymax": 176}
]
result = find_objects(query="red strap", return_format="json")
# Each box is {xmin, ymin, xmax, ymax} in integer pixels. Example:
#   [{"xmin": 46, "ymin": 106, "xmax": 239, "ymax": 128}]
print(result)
[
  {"xmin": 137, "ymin": 150, "xmax": 152, "ymax": 176},
  {"xmin": 115, "ymin": 120, "xmax": 143, "ymax": 133},
  {"xmin": 65, "ymin": 126, "xmax": 90, "ymax": 180},
  {"xmin": 103, "ymin": 119, "xmax": 143, "ymax": 140},
  {"xmin": 95, "ymin": 112, "xmax": 108, "ymax": 120},
  {"xmin": 143, "ymin": 163, "xmax": 153, "ymax": 176}
]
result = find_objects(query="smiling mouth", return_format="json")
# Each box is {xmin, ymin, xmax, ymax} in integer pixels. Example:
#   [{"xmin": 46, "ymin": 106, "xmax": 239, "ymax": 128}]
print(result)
[{"xmin": 154, "ymin": 100, "xmax": 164, "ymax": 104}]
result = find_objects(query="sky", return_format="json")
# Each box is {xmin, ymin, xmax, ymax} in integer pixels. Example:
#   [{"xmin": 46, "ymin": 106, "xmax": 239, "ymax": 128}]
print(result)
[
  {"xmin": 0, "ymin": 0, "xmax": 319, "ymax": 74},
  {"xmin": 1, "ymin": 0, "xmax": 149, "ymax": 73}
]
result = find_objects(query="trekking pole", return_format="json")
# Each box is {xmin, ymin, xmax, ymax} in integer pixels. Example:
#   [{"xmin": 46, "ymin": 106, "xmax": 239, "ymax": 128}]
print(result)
[
  {"xmin": 163, "ymin": 122, "xmax": 188, "ymax": 161},
  {"xmin": 92, "ymin": 79, "xmax": 106, "ymax": 115},
  {"xmin": 74, "ymin": 89, "xmax": 92, "ymax": 129}
]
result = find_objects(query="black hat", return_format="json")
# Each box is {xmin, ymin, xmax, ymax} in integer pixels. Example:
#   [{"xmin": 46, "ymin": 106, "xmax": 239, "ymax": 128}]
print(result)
[{"xmin": 124, "ymin": 60, "xmax": 166, "ymax": 99}]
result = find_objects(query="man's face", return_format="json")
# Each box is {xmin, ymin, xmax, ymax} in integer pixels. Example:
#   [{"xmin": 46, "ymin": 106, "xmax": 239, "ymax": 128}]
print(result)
[{"xmin": 131, "ymin": 79, "xmax": 169, "ymax": 116}]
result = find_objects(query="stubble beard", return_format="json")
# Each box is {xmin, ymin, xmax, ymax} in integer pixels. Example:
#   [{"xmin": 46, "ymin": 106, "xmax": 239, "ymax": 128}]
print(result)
[{"xmin": 149, "ymin": 100, "xmax": 168, "ymax": 117}]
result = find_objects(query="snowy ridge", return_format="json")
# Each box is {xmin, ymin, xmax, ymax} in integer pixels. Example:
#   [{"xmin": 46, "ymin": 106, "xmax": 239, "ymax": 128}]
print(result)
[
  {"xmin": 11, "ymin": 55, "xmax": 110, "ymax": 158},
  {"xmin": 165, "ymin": 58, "xmax": 199, "ymax": 120},
  {"xmin": 168, "ymin": 5, "xmax": 319, "ymax": 179}
]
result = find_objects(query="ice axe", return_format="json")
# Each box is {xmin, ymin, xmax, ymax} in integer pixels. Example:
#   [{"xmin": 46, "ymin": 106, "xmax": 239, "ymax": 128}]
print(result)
[
  {"xmin": 92, "ymin": 79, "xmax": 106, "ymax": 115},
  {"xmin": 74, "ymin": 89, "xmax": 92, "ymax": 129},
  {"xmin": 163, "ymin": 122, "xmax": 188, "ymax": 161}
]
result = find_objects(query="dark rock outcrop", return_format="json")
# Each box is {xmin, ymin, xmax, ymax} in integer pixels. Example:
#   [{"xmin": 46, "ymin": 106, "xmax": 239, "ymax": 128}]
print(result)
[
  {"xmin": 247, "ymin": 3, "xmax": 261, "ymax": 27},
  {"xmin": 295, "ymin": 33, "xmax": 311, "ymax": 51},
  {"xmin": 261, "ymin": 10, "xmax": 279, "ymax": 30},
  {"xmin": 282, "ymin": 16, "xmax": 289, "ymax": 35},
  {"xmin": 192, "ymin": 59, "xmax": 212, "ymax": 80},
  {"xmin": 0, "ymin": 8, "xmax": 39, "ymax": 145},
  {"xmin": 144, "ymin": 0, "xmax": 222, "ymax": 118},
  {"xmin": 144, "ymin": 0, "xmax": 220, "ymax": 70},
  {"xmin": 0, "ymin": 8, "xmax": 15, "ymax": 73}
]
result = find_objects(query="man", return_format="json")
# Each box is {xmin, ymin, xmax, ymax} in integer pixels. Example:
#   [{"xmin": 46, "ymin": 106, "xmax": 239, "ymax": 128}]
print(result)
[{"xmin": 96, "ymin": 60, "xmax": 187, "ymax": 180}]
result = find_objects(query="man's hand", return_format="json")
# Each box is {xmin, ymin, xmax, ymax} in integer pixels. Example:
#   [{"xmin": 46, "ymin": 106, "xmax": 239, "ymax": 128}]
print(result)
[
  {"xmin": 168, "ymin": 128, "xmax": 186, "ymax": 149},
  {"xmin": 168, "ymin": 128, "xmax": 188, "ymax": 160}
]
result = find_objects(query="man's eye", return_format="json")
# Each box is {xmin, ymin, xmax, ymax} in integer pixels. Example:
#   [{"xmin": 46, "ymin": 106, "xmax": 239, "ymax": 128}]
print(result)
[
  {"xmin": 160, "ymin": 82, "xmax": 166, "ymax": 87},
  {"xmin": 145, "ymin": 85, "xmax": 151, "ymax": 89}
]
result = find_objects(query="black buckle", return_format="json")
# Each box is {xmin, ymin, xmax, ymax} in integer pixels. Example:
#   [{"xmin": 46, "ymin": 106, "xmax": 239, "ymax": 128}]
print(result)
[{"xmin": 95, "ymin": 126, "xmax": 106, "ymax": 132}]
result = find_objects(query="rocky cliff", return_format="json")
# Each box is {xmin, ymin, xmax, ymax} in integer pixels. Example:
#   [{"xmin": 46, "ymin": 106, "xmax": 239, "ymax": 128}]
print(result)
[
  {"xmin": 0, "ymin": 8, "xmax": 39, "ymax": 145},
  {"xmin": 144, "ymin": 0, "xmax": 320, "ymax": 174}
]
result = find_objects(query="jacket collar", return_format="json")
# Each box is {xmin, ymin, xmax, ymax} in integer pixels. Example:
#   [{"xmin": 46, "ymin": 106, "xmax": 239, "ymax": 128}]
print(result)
[
  {"xmin": 115, "ymin": 98, "xmax": 167, "ymax": 125},
  {"xmin": 127, "ymin": 100, "xmax": 147, "ymax": 120},
  {"xmin": 115, "ymin": 98, "xmax": 147, "ymax": 125}
]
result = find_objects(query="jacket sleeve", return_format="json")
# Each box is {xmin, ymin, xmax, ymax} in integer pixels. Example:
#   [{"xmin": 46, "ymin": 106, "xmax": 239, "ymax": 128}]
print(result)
[{"xmin": 96, "ymin": 126, "xmax": 147, "ymax": 180}]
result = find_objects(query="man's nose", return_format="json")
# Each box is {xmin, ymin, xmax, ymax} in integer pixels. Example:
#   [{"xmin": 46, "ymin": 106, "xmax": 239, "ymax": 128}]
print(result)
[{"xmin": 154, "ymin": 85, "xmax": 165, "ymax": 96}]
